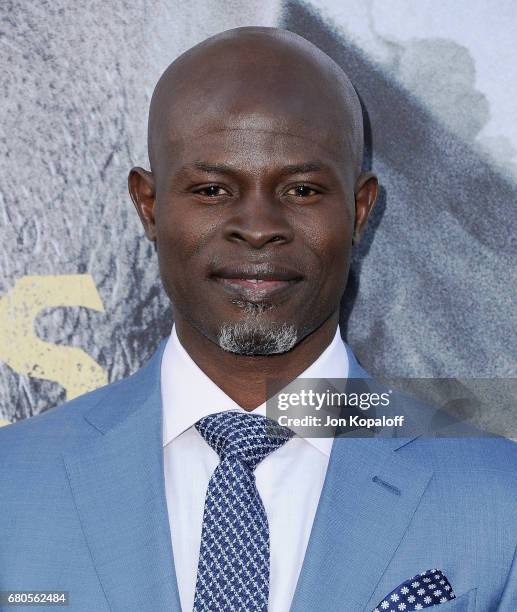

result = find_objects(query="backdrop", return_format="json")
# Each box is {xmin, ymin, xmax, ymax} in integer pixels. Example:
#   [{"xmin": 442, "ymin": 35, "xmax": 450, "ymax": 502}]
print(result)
[{"xmin": 1, "ymin": 0, "xmax": 516, "ymax": 426}]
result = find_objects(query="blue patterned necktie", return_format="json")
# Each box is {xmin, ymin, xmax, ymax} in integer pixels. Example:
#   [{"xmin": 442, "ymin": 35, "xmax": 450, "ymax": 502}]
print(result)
[{"xmin": 193, "ymin": 411, "xmax": 294, "ymax": 612}]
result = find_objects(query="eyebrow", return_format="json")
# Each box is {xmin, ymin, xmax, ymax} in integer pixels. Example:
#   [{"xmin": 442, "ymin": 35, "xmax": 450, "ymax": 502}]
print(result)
[
  {"xmin": 280, "ymin": 162, "xmax": 324, "ymax": 175},
  {"xmin": 187, "ymin": 160, "xmax": 326, "ymax": 176},
  {"xmin": 192, "ymin": 161, "xmax": 235, "ymax": 174}
]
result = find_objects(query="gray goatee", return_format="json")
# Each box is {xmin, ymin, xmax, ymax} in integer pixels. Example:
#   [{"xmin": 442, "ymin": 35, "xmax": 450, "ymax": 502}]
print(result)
[{"xmin": 217, "ymin": 300, "xmax": 298, "ymax": 355}]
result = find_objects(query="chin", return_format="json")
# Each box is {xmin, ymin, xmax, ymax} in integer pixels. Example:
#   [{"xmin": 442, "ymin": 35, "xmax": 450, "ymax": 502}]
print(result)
[{"xmin": 216, "ymin": 318, "xmax": 299, "ymax": 356}]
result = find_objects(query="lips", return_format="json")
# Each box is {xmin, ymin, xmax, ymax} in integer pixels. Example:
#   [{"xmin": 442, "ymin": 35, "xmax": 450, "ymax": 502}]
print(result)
[{"xmin": 210, "ymin": 263, "xmax": 303, "ymax": 301}]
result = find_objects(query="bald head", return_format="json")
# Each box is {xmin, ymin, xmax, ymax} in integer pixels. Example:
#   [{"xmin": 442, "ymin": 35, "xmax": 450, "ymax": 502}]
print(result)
[
  {"xmin": 147, "ymin": 27, "xmax": 364, "ymax": 179},
  {"xmin": 129, "ymin": 26, "xmax": 378, "ymax": 365}
]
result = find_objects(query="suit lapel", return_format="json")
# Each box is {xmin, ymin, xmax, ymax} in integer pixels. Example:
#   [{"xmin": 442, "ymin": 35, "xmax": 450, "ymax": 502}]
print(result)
[
  {"xmin": 62, "ymin": 341, "xmax": 182, "ymax": 612},
  {"xmin": 289, "ymin": 435, "xmax": 433, "ymax": 612},
  {"xmin": 290, "ymin": 346, "xmax": 434, "ymax": 612}
]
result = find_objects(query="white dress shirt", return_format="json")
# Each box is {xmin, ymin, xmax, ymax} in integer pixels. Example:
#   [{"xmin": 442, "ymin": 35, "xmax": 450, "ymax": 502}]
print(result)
[{"xmin": 161, "ymin": 323, "xmax": 350, "ymax": 612}]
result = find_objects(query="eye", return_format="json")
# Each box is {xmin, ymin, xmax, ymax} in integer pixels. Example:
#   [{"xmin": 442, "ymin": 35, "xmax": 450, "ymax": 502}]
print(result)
[
  {"xmin": 193, "ymin": 184, "xmax": 230, "ymax": 197},
  {"xmin": 285, "ymin": 184, "xmax": 320, "ymax": 198}
]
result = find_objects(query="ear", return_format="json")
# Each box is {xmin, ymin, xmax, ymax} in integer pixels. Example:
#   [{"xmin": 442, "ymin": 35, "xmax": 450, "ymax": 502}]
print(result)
[
  {"xmin": 352, "ymin": 171, "xmax": 378, "ymax": 245},
  {"xmin": 128, "ymin": 167, "xmax": 157, "ymax": 241}
]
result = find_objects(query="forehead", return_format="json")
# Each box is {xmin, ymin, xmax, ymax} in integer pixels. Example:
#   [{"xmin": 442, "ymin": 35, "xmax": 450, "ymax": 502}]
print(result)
[
  {"xmin": 175, "ymin": 112, "xmax": 346, "ymax": 160},
  {"xmin": 154, "ymin": 96, "xmax": 355, "ymax": 177}
]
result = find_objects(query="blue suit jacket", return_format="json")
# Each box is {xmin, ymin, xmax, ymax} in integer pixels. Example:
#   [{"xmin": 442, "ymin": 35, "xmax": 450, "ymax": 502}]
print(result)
[{"xmin": 1, "ymin": 340, "xmax": 516, "ymax": 612}]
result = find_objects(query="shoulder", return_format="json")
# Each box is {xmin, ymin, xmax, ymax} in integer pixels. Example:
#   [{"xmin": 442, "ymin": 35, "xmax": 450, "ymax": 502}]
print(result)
[
  {"xmin": 0, "ymin": 339, "xmax": 166, "ymax": 463},
  {"xmin": 400, "ymin": 432, "xmax": 517, "ymax": 471},
  {"xmin": 398, "ymin": 434, "xmax": 517, "ymax": 503},
  {"xmin": 0, "ymin": 378, "xmax": 121, "ymax": 463},
  {"xmin": 0, "ymin": 340, "xmax": 161, "ymax": 465}
]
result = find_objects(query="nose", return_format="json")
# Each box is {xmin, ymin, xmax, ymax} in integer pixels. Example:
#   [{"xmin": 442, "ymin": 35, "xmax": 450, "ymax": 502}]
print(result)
[{"xmin": 222, "ymin": 190, "xmax": 294, "ymax": 249}]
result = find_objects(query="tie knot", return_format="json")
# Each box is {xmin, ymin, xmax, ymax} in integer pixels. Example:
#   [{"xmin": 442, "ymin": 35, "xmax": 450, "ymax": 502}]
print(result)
[{"xmin": 195, "ymin": 411, "xmax": 294, "ymax": 470}]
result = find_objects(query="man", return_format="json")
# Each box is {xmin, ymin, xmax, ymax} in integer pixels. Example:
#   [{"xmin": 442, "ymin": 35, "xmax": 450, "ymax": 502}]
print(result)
[{"xmin": 0, "ymin": 27, "xmax": 516, "ymax": 612}]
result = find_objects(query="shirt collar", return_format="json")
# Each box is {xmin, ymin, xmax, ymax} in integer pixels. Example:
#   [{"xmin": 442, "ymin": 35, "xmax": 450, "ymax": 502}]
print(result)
[{"xmin": 161, "ymin": 322, "xmax": 350, "ymax": 457}]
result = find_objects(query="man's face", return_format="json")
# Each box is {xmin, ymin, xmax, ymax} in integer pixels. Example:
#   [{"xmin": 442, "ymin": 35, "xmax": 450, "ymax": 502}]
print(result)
[
  {"xmin": 154, "ymin": 112, "xmax": 356, "ymax": 352},
  {"xmin": 130, "ymin": 35, "xmax": 376, "ymax": 355}
]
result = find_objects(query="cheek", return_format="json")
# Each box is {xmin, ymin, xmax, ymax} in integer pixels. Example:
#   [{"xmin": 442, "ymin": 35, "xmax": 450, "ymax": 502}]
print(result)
[
  {"xmin": 154, "ymin": 197, "xmax": 216, "ymax": 264},
  {"xmin": 324, "ymin": 236, "xmax": 352, "ymax": 292},
  {"xmin": 299, "ymin": 209, "xmax": 352, "ymax": 274},
  {"xmin": 325, "ymin": 199, "xmax": 355, "ymax": 264},
  {"xmin": 153, "ymin": 203, "xmax": 196, "ymax": 302},
  {"xmin": 308, "ymin": 222, "xmax": 353, "ymax": 310}
]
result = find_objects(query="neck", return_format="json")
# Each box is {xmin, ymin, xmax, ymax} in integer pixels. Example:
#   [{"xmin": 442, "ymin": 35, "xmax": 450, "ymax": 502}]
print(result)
[{"xmin": 173, "ymin": 312, "xmax": 340, "ymax": 411}]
